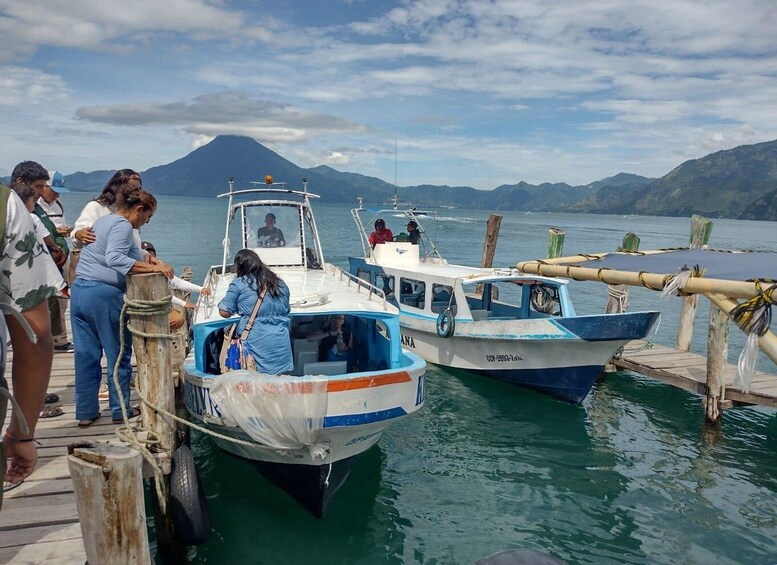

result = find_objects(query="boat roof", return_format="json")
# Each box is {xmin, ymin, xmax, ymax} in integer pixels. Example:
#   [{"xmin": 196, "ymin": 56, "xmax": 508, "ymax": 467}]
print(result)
[
  {"xmin": 362, "ymin": 250, "xmax": 567, "ymax": 287},
  {"xmin": 198, "ymin": 264, "xmax": 396, "ymax": 325},
  {"xmin": 545, "ymin": 248, "xmax": 777, "ymax": 283}
]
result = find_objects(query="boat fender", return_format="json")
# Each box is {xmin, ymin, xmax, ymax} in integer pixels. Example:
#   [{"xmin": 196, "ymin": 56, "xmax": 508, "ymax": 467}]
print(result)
[
  {"xmin": 436, "ymin": 308, "xmax": 455, "ymax": 338},
  {"xmin": 169, "ymin": 444, "xmax": 210, "ymax": 545}
]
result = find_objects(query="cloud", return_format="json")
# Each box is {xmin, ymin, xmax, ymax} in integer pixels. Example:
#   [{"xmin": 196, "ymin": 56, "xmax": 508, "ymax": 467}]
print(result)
[
  {"xmin": 0, "ymin": 66, "xmax": 70, "ymax": 105},
  {"xmin": 75, "ymin": 91, "xmax": 369, "ymax": 142}
]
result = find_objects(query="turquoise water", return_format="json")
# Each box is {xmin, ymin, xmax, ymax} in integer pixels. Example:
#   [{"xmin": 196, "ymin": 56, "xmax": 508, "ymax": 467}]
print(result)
[{"xmin": 62, "ymin": 193, "xmax": 777, "ymax": 564}]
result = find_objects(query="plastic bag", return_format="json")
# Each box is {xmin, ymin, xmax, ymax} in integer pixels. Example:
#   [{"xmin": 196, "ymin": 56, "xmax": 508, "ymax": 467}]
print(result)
[{"xmin": 210, "ymin": 371, "xmax": 329, "ymax": 458}]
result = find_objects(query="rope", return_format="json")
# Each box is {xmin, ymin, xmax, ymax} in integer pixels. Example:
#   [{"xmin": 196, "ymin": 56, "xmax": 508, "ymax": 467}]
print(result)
[
  {"xmin": 730, "ymin": 282, "xmax": 775, "ymax": 337},
  {"xmin": 606, "ymin": 285, "xmax": 629, "ymax": 312},
  {"xmin": 111, "ymin": 292, "xmax": 286, "ymax": 512},
  {"xmin": 112, "ymin": 294, "xmax": 174, "ymax": 512}
]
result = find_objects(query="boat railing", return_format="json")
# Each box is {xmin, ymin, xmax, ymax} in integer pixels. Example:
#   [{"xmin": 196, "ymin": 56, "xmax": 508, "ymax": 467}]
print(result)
[
  {"xmin": 326, "ymin": 264, "xmax": 390, "ymax": 310},
  {"xmin": 351, "ymin": 205, "xmax": 371, "ymax": 257}
]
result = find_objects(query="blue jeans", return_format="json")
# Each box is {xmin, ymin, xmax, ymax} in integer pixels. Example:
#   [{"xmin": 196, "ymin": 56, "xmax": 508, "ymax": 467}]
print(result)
[{"xmin": 71, "ymin": 279, "xmax": 132, "ymax": 420}]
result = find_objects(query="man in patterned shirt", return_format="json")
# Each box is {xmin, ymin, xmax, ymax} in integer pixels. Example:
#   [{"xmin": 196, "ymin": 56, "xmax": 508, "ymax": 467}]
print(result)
[{"xmin": 1, "ymin": 182, "xmax": 62, "ymax": 493}]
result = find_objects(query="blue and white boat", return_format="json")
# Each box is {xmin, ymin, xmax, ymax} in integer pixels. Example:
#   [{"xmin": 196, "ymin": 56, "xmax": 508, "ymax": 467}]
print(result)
[
  {"xmin": 182, "ymin": 178, "xmax": 426, "ymax": 517},
  {"xmin": 348, "ymin": 206, "xmax": 659, "ymax": 403}
]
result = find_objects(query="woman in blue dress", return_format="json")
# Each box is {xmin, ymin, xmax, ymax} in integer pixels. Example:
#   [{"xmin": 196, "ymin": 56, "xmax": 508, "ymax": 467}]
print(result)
[{"xmin": 218, "ymin": 249, "xmax": 293, "ymax": 374}]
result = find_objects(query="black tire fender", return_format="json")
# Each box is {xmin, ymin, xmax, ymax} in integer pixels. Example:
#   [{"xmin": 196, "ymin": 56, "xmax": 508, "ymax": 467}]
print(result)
[
  {"xmin": 169, "ymin": 445, "xmax": 210, "ymax": 545},
  {"xmin": 436, "ymin": 308, "xmax": 455, "ymax": 338}
]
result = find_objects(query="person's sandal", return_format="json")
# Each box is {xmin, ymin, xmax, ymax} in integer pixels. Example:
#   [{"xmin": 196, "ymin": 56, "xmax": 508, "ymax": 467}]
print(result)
[
  {"xmin": 44, "ymin": 393, "xmax": 60, "ymax": 404},
  {"xmin": 40, "ymin": 405, "xmax": 64, "ymax": 418},
  {"xmin": 113, "ymin": 407, "xmax": 141, "ymax": 423},
  {"xmin": 78, "ymin": 413, "xmax": 101, "ymax": 428}
]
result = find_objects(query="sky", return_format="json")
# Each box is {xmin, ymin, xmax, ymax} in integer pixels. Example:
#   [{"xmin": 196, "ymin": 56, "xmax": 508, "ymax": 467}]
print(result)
[{"xmin": 1, "ymin": 0, "xmax": 776, "ymax": 189}]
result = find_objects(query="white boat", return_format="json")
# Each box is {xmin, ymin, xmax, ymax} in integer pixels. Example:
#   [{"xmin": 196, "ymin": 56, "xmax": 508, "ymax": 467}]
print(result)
[
  {"xmin": 182, "ymin": 179, "xmax": 426, "ymax": 517},
  {"xmin": 348, "ymin": 206, "xmax": 659, "ymax": 404}
]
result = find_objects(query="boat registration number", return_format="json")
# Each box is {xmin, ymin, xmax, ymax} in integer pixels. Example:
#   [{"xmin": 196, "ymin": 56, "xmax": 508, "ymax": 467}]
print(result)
[{"xmin": 486, "ymin": 354, "xmax": 524, "ymax": 363}]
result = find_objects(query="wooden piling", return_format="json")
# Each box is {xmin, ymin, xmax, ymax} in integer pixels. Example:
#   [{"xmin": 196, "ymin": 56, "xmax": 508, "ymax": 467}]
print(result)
[
  {"xmin": 605, "ymin": 233, "xmax": 640, "ymax": 314},
  {"xmin": 126, "ymin": 273, "xmax": 176, "ymax": 454},
  {"xmin": 676, "ymin": 215, "xmax": 713, "ymax": 351},
  {"xmin": 480, "ymin": 214, "xmax": 503, "ymax": 269},
  {"xmin": 478, "ymin": 214, "xmax": 502, "ymax": 296},
  {"xmin": 68, "ymin": 443, "xmax": 152, "ymax": 564},
  {"xmin": 704, "ymin": 304, "xmax": 729, "ymax": 424},
  {"xmin": 547, "ymin": 228, "xmax": 565, "ymax": 259}
]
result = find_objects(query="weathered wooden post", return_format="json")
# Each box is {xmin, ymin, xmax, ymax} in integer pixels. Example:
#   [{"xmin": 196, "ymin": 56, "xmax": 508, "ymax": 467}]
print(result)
[
  {"xmin": 704, "ymin": 304, "xmax": 730, "ymax": 424},
  {"xmin": 68, "ymin": 443, "xmax": 152, "ymax": 564},
  {"xmin": 605, "ymin": 233, "xmax": 640, "ymax": 314},
  {"xmin": 125, "ymin": 273, "xmax": 182, "ymax": 558},
  {"xmin": 126, "ymin": 273, "xmax": 175, "ymax": 453},
  {"xmin": 547, "ymin": 228, "xmax": 565, "ymax": 259},
  {"xmin": 676, "ymin": 215, "xmax": 713, "ymax": 351},
  {"xmin": 478, "ymin": 214, "xmax": 502, "ymax": 296},
  {"xmin": 480, "ymin": 214, "xmax": 503, "ymax": 268}
]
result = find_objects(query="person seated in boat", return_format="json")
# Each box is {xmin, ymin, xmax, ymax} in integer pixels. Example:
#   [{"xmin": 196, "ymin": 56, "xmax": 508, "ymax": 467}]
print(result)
[
  {"xmin": 218, "ymin": 249, "xmax": 293, "ymax": 374},
  {"xmin": 406, "ymin": 220, "xmax": 420, "ymax": 245},
  {"xmin": 256, "ymin": 213, "xmax": 285, "ymax": 248},
  {"xmin": 368, "ymin": 218, "xmax": 393, "ymax": 249},
  {"xmin": 307, "ymin": 314, "xmax": 354, "ymax": 366}
]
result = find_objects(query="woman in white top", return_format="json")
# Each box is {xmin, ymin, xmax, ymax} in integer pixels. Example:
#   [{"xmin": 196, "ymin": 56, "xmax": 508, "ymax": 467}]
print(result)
[{"xmin": 70, "ymin": 169, "xmax": 144, "ymax": 281}]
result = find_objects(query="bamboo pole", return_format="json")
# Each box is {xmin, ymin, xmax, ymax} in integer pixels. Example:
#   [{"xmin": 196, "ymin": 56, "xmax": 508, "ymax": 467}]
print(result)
[
  {"xmin": 547, "ymin": 228, "xmax": 565, "ymax": 259},
  {"xmin": 605, "ymin": 233, "xmax": 640, "ymax": 314},
  {"xmin": 68, "ymin": 443, "xmax": 152, "ymax": 564},
  {"xmin": 126, "ymin": 273, "xmax": 175, "ymax": 454},
  {"xmin": 677, "ymin": 215, "xmax": 713, "ymax": 351},
  {"xmin": 704, "ymin": 304, "xmax": 729, "ymax": 424},
  {"xmin": 515, "ymin": 260, "xmax": 766, "ymax": 301}
]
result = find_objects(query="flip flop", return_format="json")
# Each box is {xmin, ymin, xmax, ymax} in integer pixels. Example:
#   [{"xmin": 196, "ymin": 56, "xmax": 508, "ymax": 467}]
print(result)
[
  {"xmin": 78, "ymin": 413, "xmax": 101, "ymax": 428},
  {"xmin": 113, "ymin": 406, "xmax": 141, "ymax": 424},
  {"xmin": 44, "ymin": 393, "xmax": 60, "ymax": 404},
  {"xmin": 40, "ymin": 405, "xmax": 64, "ymax": 418}
]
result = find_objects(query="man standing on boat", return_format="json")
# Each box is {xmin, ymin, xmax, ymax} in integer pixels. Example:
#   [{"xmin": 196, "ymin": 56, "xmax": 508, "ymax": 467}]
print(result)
[
  {"xmin": 369, "ymin": 218, "xmax": 393, "ymax": 248},
  {"xmin": 406, "ymin": 220, "xmax": 420, "ymax": 245},
  {"xmin": 257, "ymin": 213, "xmax": 285, "ymax": 247}
]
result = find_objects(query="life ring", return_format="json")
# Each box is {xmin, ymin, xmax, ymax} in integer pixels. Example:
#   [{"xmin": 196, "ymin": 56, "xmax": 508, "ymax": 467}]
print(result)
[
  {"xmin": 169, "ymin": 445, "xmax": 210, "ymax": 545},
  {"xmin": 436, "ymin": 308, "xmax": 455, "ymax": 338}
]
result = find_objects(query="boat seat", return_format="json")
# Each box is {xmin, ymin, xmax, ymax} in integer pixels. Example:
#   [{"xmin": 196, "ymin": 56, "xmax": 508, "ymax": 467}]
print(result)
[
  {"xmin": 303, "ymin": 360, "xmax": 347, "ymax": 376},
  {"xmin": 470, "ymin": 309, "xmax": 490, "ymax": 321},
  {"xmin": 294, "ymin": 349, "xmax": 319, "ymax": 376}
]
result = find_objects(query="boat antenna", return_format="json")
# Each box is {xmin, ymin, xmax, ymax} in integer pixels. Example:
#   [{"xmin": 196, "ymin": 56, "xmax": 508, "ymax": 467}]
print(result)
[
  {"xmin": 393, "ymin": 138, "xmax": 398, "ymax": 210},
  {"xmin": 221, "ymin": 176, "xmax": 234, "ymax": 274}
]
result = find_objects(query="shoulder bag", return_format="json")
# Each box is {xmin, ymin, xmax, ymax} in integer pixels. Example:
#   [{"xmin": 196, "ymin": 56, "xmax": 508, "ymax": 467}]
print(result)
[{"xmin": 219, "ymin": 288, "xmax": 267, "ymax": 373}]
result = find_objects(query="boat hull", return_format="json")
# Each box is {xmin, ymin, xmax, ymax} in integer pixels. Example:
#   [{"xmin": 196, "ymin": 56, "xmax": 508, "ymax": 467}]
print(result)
[
  {"xmin": 399, "ymin": 311, "xmax": 659, "ymax": 403},
  {"xmin": 182, "ymin": 352, "xmax": 426, "ymax": 515}
]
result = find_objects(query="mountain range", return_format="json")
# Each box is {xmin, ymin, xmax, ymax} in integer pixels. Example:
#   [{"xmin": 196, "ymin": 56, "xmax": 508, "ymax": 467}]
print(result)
[{"xmin": 10, "ymin": 135, "xmax": 777, "ymax": 221}]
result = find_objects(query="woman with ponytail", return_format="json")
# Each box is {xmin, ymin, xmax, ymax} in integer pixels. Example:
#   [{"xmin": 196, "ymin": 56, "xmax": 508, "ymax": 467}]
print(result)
[
  {"xmin": 71, "ymin": 184, "xmax": 173, "ymax": 427},
  {"xmin": 218, "ymin": 249, "xmax": 293, "ymax": 374}
]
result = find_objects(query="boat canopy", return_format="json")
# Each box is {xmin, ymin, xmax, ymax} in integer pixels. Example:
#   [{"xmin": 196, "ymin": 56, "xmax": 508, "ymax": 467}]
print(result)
[{"xmin": 552, "ymin": 248, "xmax": 777, "ymax": 283}]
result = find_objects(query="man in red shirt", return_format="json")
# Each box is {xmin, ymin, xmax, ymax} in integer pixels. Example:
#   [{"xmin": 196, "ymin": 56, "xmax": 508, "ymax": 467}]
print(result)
[{"xmin": 368, "ymin": 218, "xmax": 393, "ymax": 248}]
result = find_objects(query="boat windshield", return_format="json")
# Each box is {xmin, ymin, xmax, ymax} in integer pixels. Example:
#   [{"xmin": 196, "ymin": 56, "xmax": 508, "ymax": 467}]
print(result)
[{"xmin": 242, "ymin": 203, "xmax": 304, "ymax": 267}]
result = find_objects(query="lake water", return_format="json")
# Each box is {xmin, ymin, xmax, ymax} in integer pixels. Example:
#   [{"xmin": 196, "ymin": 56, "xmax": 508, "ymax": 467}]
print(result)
[{"xmin": 61, "ymin": 192, "xmax": 777, "ymax": 564}]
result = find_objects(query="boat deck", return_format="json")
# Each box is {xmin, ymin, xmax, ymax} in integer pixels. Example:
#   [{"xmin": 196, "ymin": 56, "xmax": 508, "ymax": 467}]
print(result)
[{"xmin": 615, "ymin": 340, "xmax": 777, "ymax": 408}]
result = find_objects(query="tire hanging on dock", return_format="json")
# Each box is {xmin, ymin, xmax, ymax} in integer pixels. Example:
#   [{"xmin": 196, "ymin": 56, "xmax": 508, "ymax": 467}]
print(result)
[
  {"xmin": 169, "ymin": 445, "xmax": 210, "ymax": 545},
  {"xmin": 436, "ymin": 308, "xmax": 455, "ymax": 338}
]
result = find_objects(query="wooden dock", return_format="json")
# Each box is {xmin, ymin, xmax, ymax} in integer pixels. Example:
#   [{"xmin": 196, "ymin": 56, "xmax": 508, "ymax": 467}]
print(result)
[
  {"xmin": 615, "ymin": 340, "xmax": 777, "ymax": 409},
  {"xmin": 1, "ymin": 346, "xmax": 139, "ymax": 564}
]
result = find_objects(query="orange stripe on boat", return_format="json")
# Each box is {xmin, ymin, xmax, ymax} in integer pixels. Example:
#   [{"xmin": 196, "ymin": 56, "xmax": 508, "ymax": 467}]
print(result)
[{"xmin": 327, "ymin": 372, "xmax": 412, "ymax": 392}]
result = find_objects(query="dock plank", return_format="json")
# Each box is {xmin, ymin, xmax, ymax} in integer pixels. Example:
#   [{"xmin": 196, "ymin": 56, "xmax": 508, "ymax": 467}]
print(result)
[{"xmin": 615, "ymin": 340, "xmax": 777, "ymax": 408}]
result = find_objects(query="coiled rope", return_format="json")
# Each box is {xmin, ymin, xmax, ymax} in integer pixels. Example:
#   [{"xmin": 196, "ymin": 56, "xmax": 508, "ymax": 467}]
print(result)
[{"xmin": 112, "ymin": 293, "xmax": 278, "ymax": 510}]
